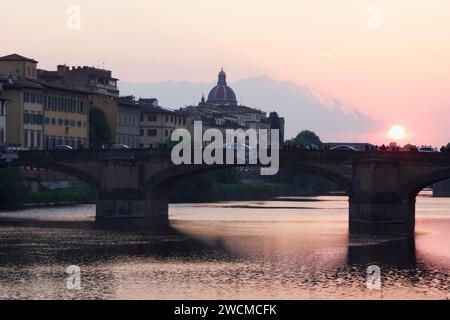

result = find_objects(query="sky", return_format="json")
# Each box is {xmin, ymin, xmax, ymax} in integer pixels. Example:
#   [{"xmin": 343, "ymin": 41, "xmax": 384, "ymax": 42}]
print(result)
[{"xmin": 1, "ymin": 0, "xmax": 450, "ymax": 145}]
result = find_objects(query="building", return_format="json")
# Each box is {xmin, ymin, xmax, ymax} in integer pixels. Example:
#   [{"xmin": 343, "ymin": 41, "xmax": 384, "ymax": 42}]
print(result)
[
  {"xmin": 180, "ymin": 69, "xmax": 284, "ymax": 144},
  {"xmin": 0, "ymin": 53, "xmax": 38, "ymax": 80},
  {"xmin": 0, "ymin": 54, "xmax": 89, "ymax": 149},
  {"xmin": 41, "ymin": 82, "xmax": 89, "ymax": 149},
  {"xmin": 38, "ymin": 65, "xmax": 119, "ymax": 98},
  {"xmin": 38, "ymin": 64, "xmax": 120, "ymax": 144},
  {"xmin": 117, "ymin": 96, "xmax": 140, "ymax": 148},
  {"xmin": 138, "ymin": 99, "xmax": 187, "ymax": 148},
  {"xmin": 0, "ymin": 79, "xmax": 44, "ymax": 149},
  {"xmin": 0, "ymin": 84, "xmax": 10, "ymax": 147},
  {"xmin": 0, "ymin": 54, "xmax": 43, "ymax": 149}
]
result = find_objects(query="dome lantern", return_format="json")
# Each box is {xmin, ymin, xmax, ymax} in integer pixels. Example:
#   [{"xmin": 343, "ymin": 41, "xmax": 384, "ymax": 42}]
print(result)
[{"xmin": 206, "ymin": 68, "xmax": 237, "ymax": 107}]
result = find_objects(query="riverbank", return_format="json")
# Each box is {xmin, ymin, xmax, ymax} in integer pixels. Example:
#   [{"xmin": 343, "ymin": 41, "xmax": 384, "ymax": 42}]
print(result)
[{"xmin": 0, "ymin": 183, "xmax": 343, "ymax": 210}]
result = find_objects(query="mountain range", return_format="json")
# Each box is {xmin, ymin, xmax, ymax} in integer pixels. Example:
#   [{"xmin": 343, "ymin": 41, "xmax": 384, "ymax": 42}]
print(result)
[{"xmin": 119, "ymin": 76, "xmax": 379, "ymax": 141}]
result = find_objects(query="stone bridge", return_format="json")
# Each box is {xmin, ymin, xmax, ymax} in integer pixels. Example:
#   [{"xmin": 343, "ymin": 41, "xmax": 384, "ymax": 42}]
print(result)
[{"xmin": 3, "ymin": 149, "xmax": 450, "ymax": 234}]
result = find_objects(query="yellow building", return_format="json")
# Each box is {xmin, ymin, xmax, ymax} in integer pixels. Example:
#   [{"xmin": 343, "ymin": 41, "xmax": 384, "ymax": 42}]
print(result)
[
  {"xmin": 41, "ymin": 83, "xmax": 89, "ymax": 149},
  {"xmin": 38, "ymin": 64, "xmax": 120, "ymax": 144},
  {"xmin": 0, "ymin": 53, "xmax": 38, "ymax": 80},
  {"xmin": 0, "ymin": 54, "xmax": 89, "ymax": 149}
]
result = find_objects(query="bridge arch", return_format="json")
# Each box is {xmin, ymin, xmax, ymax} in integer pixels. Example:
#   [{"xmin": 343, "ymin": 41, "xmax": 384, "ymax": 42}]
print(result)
[
  {"xmin": 402, "ymin": 166, "xmax": 450, "ymax": 200},
  {"xmin": 144, "ymin": 161, "xmax": 353, "ymax": 197},
  {"xmin": 7, "ymin": 161, "xmax": 100, "ymax": 192}
]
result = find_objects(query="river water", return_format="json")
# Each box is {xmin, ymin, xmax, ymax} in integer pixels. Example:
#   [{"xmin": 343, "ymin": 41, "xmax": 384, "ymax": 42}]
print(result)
[{"xmin": 0, "ymin": 194, "xmax": 450, "ymax": 300}]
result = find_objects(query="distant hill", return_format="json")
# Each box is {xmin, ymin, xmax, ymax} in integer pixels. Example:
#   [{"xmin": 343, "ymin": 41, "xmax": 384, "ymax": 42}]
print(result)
[{"xmin": 119, "ymin": 75, "xmax": 379, "ymax": 141}]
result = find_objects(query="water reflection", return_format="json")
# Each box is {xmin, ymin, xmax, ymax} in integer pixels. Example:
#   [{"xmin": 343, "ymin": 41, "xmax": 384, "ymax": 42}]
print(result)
[
  {"xmin": 0, "ymin": 197, "xmax": 449, "ymax": 299},
  {"xmin": 347, "ymin": 235, "xmax": 416, "ymax": 268}
]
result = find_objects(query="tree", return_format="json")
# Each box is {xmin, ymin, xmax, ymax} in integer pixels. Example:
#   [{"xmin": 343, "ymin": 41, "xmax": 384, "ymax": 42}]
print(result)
[
  {"xmin": 89, "ymin": 106, "xmax": 112, "ymax": 148},
  {"xmin": 293, "ymin": 130, "xmax": 322, "ymax": 147},
  {"xmin": 403, "ymin": 143, "xmax": 417, "ymax": 152},
  {"xmin": 268, "ymin": 112, "xmax": 283, "ymax": 145}
]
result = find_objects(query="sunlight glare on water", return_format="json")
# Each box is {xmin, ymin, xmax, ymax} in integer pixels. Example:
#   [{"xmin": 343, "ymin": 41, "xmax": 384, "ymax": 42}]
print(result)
[{"xmin": 0, "ymin": 195, "xmax": 450, "ymax": 300}]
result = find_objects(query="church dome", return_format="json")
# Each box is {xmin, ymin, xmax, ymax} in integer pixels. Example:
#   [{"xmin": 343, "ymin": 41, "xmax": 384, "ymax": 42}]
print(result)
[{"xmin": 206, "ymin": 68, "xmax": 237, "ymax": 107}]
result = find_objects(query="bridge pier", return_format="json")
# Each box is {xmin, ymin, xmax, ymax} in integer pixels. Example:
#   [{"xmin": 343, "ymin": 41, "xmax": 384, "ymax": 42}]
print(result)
[
  {"xmin": 95, "ymin": 189, "xmax": 169, "ymax": 228},
  {"xmin": 349, "ymin": 160, "xmax": 417, "ymax": 234},
  {"xmin": 349, "ymin": 196, "xmax": 415, "ymax": 234}
]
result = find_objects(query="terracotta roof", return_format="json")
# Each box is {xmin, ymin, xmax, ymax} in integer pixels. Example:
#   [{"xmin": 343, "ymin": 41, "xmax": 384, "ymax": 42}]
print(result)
[
  {"xmin": 0, "ymin": 76, "xmax": 90, "ymax": 94},
  {"xmin": 31, "ymin": 79, "xmax": 90, "ymax": 95},
  {"xmin": 0, "ymin": 76, "xmax": 44, "ymax": 90},
  {"xmin": 0, "ymin": 53, "xmax": 38, "ymax": 63}
]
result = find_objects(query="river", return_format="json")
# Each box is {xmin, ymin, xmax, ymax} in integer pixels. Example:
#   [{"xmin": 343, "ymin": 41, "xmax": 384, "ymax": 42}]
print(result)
[{"xmin": 0, "ymin": 194, "xmax": 449, "ymax": 299}]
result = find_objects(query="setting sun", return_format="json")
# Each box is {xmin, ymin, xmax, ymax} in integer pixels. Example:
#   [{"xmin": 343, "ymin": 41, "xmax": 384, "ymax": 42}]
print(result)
[{"xmin": 389, "ymin": 125, "xmax": 406, "ymax": 140}]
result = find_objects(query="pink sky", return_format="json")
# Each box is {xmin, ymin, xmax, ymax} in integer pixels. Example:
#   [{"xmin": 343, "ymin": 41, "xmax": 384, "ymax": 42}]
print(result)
[{"xmin": 2, "ymin": 0, "xmax": 450, "ymax": 145}]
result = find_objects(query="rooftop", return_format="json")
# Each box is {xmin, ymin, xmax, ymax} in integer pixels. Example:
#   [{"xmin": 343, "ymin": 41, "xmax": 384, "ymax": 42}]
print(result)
[{"xmin": 0, "ymin": 53, "xmax": 38, "ymax": 63}]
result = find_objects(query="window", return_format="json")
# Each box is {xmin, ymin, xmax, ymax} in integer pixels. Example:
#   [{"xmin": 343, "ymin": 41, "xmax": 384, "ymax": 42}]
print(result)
[
  {"xmin": 36, "ymin": 131, "xmax": 41, "ymax": 148},
  {"xmin": 24, "ymin": 130, "xmax": 29, "ymax": 147},
  {"xmin": 165, "ymin": 130, "xmax": 169, "ymax": 137},
  {"xmin": 77, "ymin": 121, "xmax": 82, "ymax": 127},
  {"xmin": 165, "ymin": 115, "xmax": 169, "ymax": 122},
  {"xmin": 170, "ymin": 116, "xmax": 174, "ymax": 122},
  {"xmin": 140, "ymin": 129, "xmax": 144, "ymax": 136},
  {"xmin": 140, "ymin": 113, "xmax": 144, "ymax": 122},
  {"xmin": 0, "ymin": 128, "xmax": 4, "ymax": 143},
  {"xmin": 148, "ymin": 114, "xmax": 157, "ymax": 122},
  {"xmin": 30, "ymin": 130, "xmax": 35, "ymax": 148},
  {"xmin": 147, "ymin": 129, "xmax": 157, "ymax": 136}
]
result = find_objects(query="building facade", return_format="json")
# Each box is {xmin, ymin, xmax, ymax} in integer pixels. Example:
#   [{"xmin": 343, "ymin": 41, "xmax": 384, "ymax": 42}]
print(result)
[
  {"xmin": 38, "ymin": 64, "xmax": 120, "ymax": 144},
  {"xmin": 41, "ymin": 83, "xmax": 89, "ymax": 149},
  {"xmin": 38, "ymin": 65, "xmax": 119, "ymax": 98},
  {"xmin": 117, "ymin": 96, "xmax": 140, "ymax": 148},
  {"xmin": 138, "ymin": 100, "xmax": 187, "ymax": 148},
  {"xmin": 0, "ymin": 54, "xmax": 89, "ymax": 150},
  {"xmin": 180, "ymin": 69, "xmax": 284, "ymax": 145},
  {"xmin": 0, "ymin": 85, "xmax": 9, "ymax": 146}
]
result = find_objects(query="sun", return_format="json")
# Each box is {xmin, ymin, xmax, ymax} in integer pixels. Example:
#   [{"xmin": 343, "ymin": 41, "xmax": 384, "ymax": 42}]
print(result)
[{"xmin": 389, "ymin": 125, "xmax": 406, "ymax": 140}]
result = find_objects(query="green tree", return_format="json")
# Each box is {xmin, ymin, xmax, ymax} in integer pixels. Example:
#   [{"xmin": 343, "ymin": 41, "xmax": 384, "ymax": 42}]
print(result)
[
  {"xmin": 293, "ymin": 130, "xmax": 322, "ymax": 147},
  {"xmin": 89, "ymin": 106, "xmax": 112, "ymax": 148}
]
